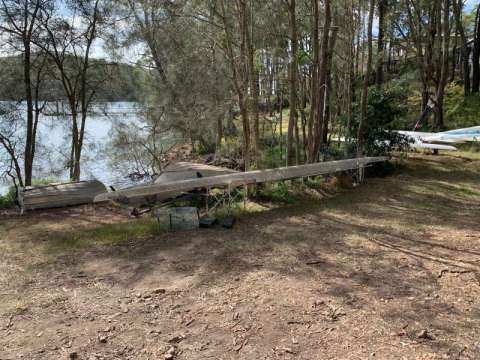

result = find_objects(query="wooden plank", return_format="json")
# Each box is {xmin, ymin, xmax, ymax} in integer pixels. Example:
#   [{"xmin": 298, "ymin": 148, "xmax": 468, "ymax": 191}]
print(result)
[{"xmin": 94, "ymin": 157, "xmax": 388, "ymax": 204}]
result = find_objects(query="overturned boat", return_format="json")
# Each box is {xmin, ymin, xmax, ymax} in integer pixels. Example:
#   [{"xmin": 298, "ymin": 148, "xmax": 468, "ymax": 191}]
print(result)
[{"xmin": 19, "ymin": 180, "xmax": 107, "ymax": 212}]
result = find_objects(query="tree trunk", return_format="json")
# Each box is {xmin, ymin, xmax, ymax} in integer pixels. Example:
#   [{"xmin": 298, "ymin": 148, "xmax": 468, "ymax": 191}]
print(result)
[
  {"xmin": 375, "ymin": 0, "xmax": 386, "ymax": 87},
  {"xmin": 246, "ymin": 2, "xmax": 260, "ymax": 166},
  {"xmin": 472, "ymin": 5, "xmax": 480, "ymax": 93},
  {"xmin": 309, "ymin": 0, "xmax": 331, "ymax": 162},
  {"xmin": 23, "ymin": 41, "xmax": 34, "ymax": 186},
  {"xmin": 307, "ymin": 0, "xmax": 319, "ymax": 162},
  {"xmin": 279, "ymin": 87, "xmax": 283, "ymax": 162},
  {"xmin": 321, "ymin": 26, "xmax": 338, "ymax": 145},
  {"xmin": 220, "ymin": 0, "xmax": 251, "ymax": 171},
  {"xmin": 286, "ymin": 0, "xmax": 298, "ymax": 166},
  {"xmin": 346, "ymin": 0, "xmax": 355, "ymax": 143},
  {"xmin": 450, "ymin": 25, "xmax": 458, "ymax": 83},
  {"xmin": 357, "ymin": 0, "xmax": 375, "ymax": 158},
  {"xmin": 434, "ymin": 0, "xmax": 451, "ymax": 131}
]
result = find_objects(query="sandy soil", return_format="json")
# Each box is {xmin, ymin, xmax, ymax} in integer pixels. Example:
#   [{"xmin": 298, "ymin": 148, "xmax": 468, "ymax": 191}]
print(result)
[{"xmin": 1, "ymin": 154, "xmax": 480, "ymax": 360}]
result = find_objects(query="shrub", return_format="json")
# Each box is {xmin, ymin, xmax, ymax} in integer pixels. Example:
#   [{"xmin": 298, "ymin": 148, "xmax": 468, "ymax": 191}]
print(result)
[
  {"xmin": 0, "ymin": 186, "xmax": 17, "ymax": 209},
  {"xmin": 344, "ymin": 84, "xmax": 411, "ymax": 157},
  {"xmin": 254, "ymin": 181, "xmax": 295, "ymax": 204}
]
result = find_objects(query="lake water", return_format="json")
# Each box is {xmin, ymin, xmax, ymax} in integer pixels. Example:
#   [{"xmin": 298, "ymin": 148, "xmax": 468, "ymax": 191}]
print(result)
[{"xmin": 0, "ymin": 102, "xmax": 158, "ymax": 195}]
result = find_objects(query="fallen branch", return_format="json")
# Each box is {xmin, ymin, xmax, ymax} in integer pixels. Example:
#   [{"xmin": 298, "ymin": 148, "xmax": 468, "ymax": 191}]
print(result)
[
  {"xmin": 306, "ymin": 260, "xmax": 325, "ymax": 265},
  {"xmin": 438, "ymin": 268, "xmax": 473, "ymax": 278}
]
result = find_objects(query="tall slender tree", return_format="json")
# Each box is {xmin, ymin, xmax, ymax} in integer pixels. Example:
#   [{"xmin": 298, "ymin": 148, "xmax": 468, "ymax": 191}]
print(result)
[
  {"xmin": 452, "ymin": 0, "xmax": 470, "ymax": 95},
  {"xmin": 286, "ymin": 0, "xmax": 298, "ymax": 166},
  {"xmin": 357, "ymin": 0, "xmax": 374, "ymax": 158},
  {"xmin": 0, "ymin": 0, "xmax": 48, "ymax": 186}
]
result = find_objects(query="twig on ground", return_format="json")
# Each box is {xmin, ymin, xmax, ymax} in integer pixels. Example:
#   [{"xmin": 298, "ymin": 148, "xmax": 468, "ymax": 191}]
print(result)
[
  {"xmin": 306, "ymin": 260, "xmax": 324, "ymax": 265},
  {"xmin": 438, "ymin": 268, "xmax": 473, "ymax": 278}
]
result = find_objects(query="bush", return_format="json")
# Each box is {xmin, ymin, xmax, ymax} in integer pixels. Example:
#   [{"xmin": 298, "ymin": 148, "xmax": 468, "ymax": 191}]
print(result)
[
  {"xmin": 444, "ymin": 83, "xmax": 480, "ymax": 129},
  {"xmin": 217, "ymin": 137, "xmax": 243, "ymax": 159},
  {"xmin": 254, "ymin": 181, "xmax": 295, "ymax": 204},
  {"xmin": 345, "ymin": 84, "xmax": 411, "ymax": 157},
  {"xmin": 0, "ymin": 186, "xmax": 17, "ymax": 209}
]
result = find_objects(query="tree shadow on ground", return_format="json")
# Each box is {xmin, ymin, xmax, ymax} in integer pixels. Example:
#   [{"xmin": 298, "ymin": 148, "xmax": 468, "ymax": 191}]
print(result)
[{"xmin": 3, "ymin": 155, "xmax": 480, "ymax": 357}]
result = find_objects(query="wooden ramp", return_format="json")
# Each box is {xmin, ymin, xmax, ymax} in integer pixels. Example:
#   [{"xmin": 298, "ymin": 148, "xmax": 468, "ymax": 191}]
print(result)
[
  {"xmin": 19, "ymin": 180, "xmax": 107, "ymax": 212},
  {"xmin": 94, "ymin": 157, "xmax": 388, "ymax": 204}
]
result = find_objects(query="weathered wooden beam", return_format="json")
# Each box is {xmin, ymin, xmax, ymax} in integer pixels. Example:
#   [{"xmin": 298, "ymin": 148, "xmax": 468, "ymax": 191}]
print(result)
[{"xmin": 94, "ymin": 157, "xmax": 388, "ymax": 204}]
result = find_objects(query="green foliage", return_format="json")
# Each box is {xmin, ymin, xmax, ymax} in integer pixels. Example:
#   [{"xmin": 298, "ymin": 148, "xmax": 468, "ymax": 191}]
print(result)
[
  {"xmin": 0, "ymin": 186, "xmax": 16, "ymax": 209},
  {"xmin": 346, "ymin": 84, "xmax": 411, "ymax": 156},
  {"xmin": 263, "ymin": 143, "xmax": 286, "ymax": 168},
  {"xmin": 195, "ymin": 136, "xmax": 217, "ymax": 155},
  {"xmin": 444, "ymin": 83, "xmax": 480, "ymax": 129},
  {"xmin": 0, "ymin": 56, "xmax": 145, "ymax": 102},
  {"xmin": 303, "ymin": 176, "xmax": 325, "ymax": 190},
  {"xmin": 321, "ymin": 144, "xmax": 348, "ymax": 161},
  {"xmin": 217, "ymin": 137, "xmax": 243, "ymax": 159},
  {"xmin": 254, "ymin": 181, "xmax": 296, "ymax": 204}
]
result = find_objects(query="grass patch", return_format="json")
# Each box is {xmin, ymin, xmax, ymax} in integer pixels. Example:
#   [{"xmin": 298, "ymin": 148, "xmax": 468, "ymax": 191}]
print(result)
[{"xmin": 42, "ymin": 218, "xmax": 160, "ymax": 255}]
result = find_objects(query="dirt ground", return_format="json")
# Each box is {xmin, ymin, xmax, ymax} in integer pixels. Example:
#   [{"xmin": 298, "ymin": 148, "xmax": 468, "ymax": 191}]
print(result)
[{"xmin": 1, "ymin": 154, "xmax": 480, "ymax": 360}]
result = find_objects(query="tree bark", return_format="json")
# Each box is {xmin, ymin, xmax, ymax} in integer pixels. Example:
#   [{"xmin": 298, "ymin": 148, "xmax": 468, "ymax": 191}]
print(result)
[
  {"xmin": 321, "ymin": 26, "xmax": 338, "ymax": 145},
  {"xmin": 0, "ymin": 0, "xmax": 43, "ymax": 186},
  {"xmin": 472, "ymin": 4, "xmax": 480, "ymax": 93},
  {"xmin": 307, "ymin": 0, "xmax": 319, "ymax": 162},
  {"xmin": 245, "ymin": 1, "xmax": 260, "ymax": 166},
  {"xmin": 434, "ymin": 0, "xmax": 451, "ymax": 131},
  {"xmin": 375, "ymin": 0, "xmax": 386, "ymax": 87},
  {"xmin": 309, "ymin": 0, "xmax": 331, "ymax": 162},
  {"xmin": 220, "ymin": 0, "xmax": 251, "ymax": 171},
  {"xmin": 357, "ymin": 0, "xmax": 374, "ymax": 158},
  {"xmin": 286, "ymin": 0, "xmax": 298, "ymax": 166}
]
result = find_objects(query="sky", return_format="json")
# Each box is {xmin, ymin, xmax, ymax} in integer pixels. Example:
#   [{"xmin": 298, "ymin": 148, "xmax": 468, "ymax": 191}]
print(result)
[{"xmin": 465, "ymin": 0, "xmax": 477, "ymax": 11}]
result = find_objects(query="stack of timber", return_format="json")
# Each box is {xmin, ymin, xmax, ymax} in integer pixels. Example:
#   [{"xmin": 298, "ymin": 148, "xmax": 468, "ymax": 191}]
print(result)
[
  {"xmin": 19, "ymin": 180, "xmax": 107, "ymax": 212},
  {"xmin": 155, "ymin": 162, "xmax": 238, "ymax": 184},
  {"xmin": 94, "ymin": 157, "xmax": 388, "ymax": 205}
]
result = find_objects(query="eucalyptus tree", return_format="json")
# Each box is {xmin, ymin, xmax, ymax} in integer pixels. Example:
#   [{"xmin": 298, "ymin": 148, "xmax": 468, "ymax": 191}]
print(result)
[
  {"xmin": 357, "ymin": 0, "xmax": 374, "ymax": 158},
  {"xmin": 37, "ymin": 0, "xmax": 110, "ymax": 180},
  {"xmin": 0, "ymin": 103, "xmax": 24, "ymax": 188},
  {"xmin": 0, "ymin": 0, "xmax": 51, "ymax": 186},
  {"xmin": 452, "ymin": 0, "xmax": 471, "ymax": 95},
  {"xmin": 473, "ymin": 4, "xmax": 480, "ymax": 93},
  {"xmin": 109, "ymin": 0, "xmax": 231, "ymax": 158}
]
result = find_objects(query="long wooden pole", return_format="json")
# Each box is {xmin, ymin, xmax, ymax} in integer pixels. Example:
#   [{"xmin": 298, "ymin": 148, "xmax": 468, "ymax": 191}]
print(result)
[{"xmin": 94, "ymin": 157, "xmax": 388, "ymax": 204}]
